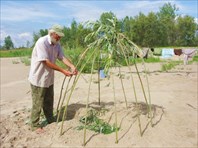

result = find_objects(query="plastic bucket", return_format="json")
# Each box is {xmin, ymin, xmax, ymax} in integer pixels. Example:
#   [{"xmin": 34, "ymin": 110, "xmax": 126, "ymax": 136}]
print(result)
[{"xmin": 100, "ymin": 69, "xmax": 106, "ymax": 78}]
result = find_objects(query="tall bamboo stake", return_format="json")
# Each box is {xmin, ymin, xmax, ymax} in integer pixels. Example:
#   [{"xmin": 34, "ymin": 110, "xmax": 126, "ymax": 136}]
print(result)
[
  {"xmin": 111, "ymin": 71, "xmax": 118, "ymax": 143},
  {"xmin": 119, "ymin": 34, "xmax": 152, "ymax": 117},
  {"xmin": 134, "ymin": 60, "xmax": 149, "ymax": 106},
  {"xmin": 98, "ymin": 52, "xmax": 101, "ymax": 105},
  {"xmin": 56, "ymin": 77, "xmax": 72, "ymax": 122},
  {"xmin": 117, "ymin": 39, "xmax": 142, "ymax": 135},
  {"xmin": 128, "ymin": 66, "xmax": 143, "ymax": 136},
  {"xmin": 118, "ymin": 66, "xmax": 128, "ymax": 108},
  {"xmin": 56, "ymin": 46, "xmax": 90, "ymax": 122},
  {"xmin": 141, "ymin": 59, "xmax": 153, "ymax": 126},
  {"xmin": 83, "ymin": 54, "xmax": 96, "ymax": 146},
  {"xmin": 118, "ymin": 35, "xmax": 152, "ymax": 127},
  {"xmin": 60, "ymin": 48, "xmax": 97, "ymax": 135},
  {"xmin": 56, "ymin": 76, "xmax": 66, "ymax": 115}
]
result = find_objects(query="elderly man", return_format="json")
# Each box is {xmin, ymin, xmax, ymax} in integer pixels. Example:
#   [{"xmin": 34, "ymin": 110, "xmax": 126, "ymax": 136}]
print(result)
[
  {"xmin": 174, "ymin": 48, "xmax": 197, "ymax": 65},
  {"xmin": 28, "ymin": 24, "xmax": 78, "ymax": 133}
]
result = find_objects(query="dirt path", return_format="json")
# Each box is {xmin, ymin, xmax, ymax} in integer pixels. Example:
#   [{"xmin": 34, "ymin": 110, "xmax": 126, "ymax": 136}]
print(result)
[{"xmin": 0, "ymin": 57, "xmax": 197, "ymax": 147}]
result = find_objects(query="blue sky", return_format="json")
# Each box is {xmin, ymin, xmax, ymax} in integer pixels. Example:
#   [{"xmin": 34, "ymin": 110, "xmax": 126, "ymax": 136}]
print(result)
[{"xmin": 1, "ymin": 0, "xmax": 198, "ymax": 48}]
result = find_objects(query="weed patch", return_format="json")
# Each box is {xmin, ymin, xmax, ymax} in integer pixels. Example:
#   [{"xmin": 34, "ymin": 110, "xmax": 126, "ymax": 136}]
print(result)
[
  {"xmin": 76, "ymin": 109, "xmax": 119, "ymax": 134},
  {"xmin": 161, "ymin": 61, "xmax": 181, "ymax": 72}
]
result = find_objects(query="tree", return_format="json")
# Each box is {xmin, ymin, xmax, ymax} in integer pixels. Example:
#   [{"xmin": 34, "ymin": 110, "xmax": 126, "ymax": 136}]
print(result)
[
  {"xmin": 29, "ymin": 3, "xmax": 197, "ymax": 49},
  {"xmin": 76, "ymin": 23, "xmax": 92, "ymax": 47},
  {"xmin": 100, "ymin": 12, "xmax": 116, "ymax": 25},
  {"xmin": 61, "ymin": 20, "xmax": 82, "ymax": 49},
  {"xmin": 26, "ymin": 40, "xmax": 30, "ymax": 48},
  {"xmin": 176, "ymin": 15, "xmax": 197, "ymax": 46},
  {"xmin": 4, "ymin": 36, "xmax": 14, "ymax": 50},
  {"xmin": 144, "ymin": 12, "xmax": 162, "ymax": 47},
  {"xmin": 33, "ymin": 29, "xmax": 48, "ymax": 45},
  {"xmin": 158, "ymin": 2, "xmax": 178, "ymax": 19},
  {"xmin": 130, "ymin": 13, "xmax": 147, "ymax": 46},
  {"xmin": 157, "ymin": 2, "xmax": 179, "ymax": 45},
  {"xmin": 70, "ymin": 20, "xmax": 78, "ymax": 48},
  {"xmin": 122, "ymin": 16, "xmax": 135, "ymax": 40}
]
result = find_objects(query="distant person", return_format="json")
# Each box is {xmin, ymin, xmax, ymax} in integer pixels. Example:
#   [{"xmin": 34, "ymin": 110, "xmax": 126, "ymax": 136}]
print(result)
[
  {"xmin": 174, "ymin": 48, "xmax": 197, "ymax": 65},
  {"xmin": 143, "ymin": 48, "xmax": 149, "ymax": 59},
  {"xmin": 136, "ymin": 48, "xmax": 149, "ymax": 59},
  {"xmin": 150, "ymin": 48, "xmax": 154, "ymax": 52},
  {"xmin": 28, "ymin": 24, "xmax": 78, "ymax": 133},
  {"xmin": 148, "ymin": 47, "xmax": 155, "ymax": 57}
]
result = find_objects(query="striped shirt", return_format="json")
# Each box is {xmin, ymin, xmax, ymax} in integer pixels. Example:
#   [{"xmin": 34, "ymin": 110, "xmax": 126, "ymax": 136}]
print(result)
[{"xmin": 28, "ymin": 35, "xmax": 64, "ymax": 87}]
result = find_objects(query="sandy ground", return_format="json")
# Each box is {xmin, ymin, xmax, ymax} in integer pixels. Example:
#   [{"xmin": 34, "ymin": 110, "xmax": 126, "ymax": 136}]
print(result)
[{"xmin": 0, "ymin": 57, "xmax": 197, "ymax": 147}]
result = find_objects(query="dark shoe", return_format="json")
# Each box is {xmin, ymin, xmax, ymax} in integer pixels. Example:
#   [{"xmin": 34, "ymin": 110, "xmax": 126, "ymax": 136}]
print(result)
[{"xmin": 47, "ymin": 117, "xmax": 56, "ymax": 124}]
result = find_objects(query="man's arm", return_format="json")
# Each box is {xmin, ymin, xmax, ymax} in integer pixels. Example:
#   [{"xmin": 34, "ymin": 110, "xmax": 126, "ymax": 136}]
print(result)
[
  {"xmin": 62, "ymin": 57, "xmax": 78, "ymax": 75},
  {"xmin": 44, "ymin": 59, "xmax": 73, "ymax": 76}
]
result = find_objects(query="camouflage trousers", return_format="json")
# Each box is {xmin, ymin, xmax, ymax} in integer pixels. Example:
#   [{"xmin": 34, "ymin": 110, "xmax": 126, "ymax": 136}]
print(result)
[{"xmin": 30, "ymin": 84, "xmax": 55, "ymax": 130}]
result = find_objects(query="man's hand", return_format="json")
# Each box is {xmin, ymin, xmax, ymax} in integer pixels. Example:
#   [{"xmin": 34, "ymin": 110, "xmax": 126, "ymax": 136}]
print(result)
[
  {"xmin": 62, "ymin": 69, "xmax": 73, "ymax": 77},
  {"xmin": 44, "ymin": 59, "xmax": 77, "ymax": 77},
  {"xmin": 70, "ymin": 66, "xmax": 78, "ymax": 75},
  {"xmin": 62, "ymin": 57, "xmax": 78, "ymax": 75}
]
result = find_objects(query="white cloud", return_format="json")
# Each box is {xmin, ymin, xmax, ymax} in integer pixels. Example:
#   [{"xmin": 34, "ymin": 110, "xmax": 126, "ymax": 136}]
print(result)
[
  {"xmin": 15, "ymin": 32, "xmax": 33, "ymax": 47},
  {"xmin": 115, "ymin": 1, "xmax": 182, "ymax": 19},
  {"xmin": 0, "ymin": 30, "xmax": 7, "ymax": 40},
  {"xmin": 18, "ymin": 32, "xmax": 32, "ymax": 39},
  {"xmin": 0, "ymin": 30, "xmax": 8, "ymax": 46},
  {"xmin": 1, "ymin": 2, "xmax": 58, "ymax": 22},
  {"xmin": 0, "ymin": 30, "xmax": 33, "ymax": 48},
  {"xmin": 1, "ymin": 0, "xmax": 197, "ymax": 48},
  {"xmin": 54, "ymin": 1, "xmax": 104, "ymax": 22},
  {"xmin": 54, "ymin": 1, "xmax": 181, "ymax": 22},
  {"xmin": 114, "ymin": 1, "xmax": 162, "ymax": 19}
]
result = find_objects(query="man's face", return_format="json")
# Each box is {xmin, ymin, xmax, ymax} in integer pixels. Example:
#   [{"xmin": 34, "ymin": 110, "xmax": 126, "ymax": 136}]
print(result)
[{"xmin": 50, "ymin": 33, "xmax": 61, "ymax": 44}]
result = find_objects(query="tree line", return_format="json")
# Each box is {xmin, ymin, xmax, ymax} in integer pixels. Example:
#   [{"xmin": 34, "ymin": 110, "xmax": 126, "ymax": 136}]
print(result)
[{"xmin": 2, "ymin": 3, "xmax": 198, "ymax": 50}]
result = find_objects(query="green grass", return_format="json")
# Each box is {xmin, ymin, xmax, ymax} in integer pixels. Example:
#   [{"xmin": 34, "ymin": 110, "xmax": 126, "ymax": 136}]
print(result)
[
  {"xmin": 161, "ymin": 61, "xmax": 181, "ymax": 72},
  {"xmin": 192, "ymin": 55, "xmax": 198, "ymax": 62},
  {"xmin": 188, "ymin": 55, "xmax": 198, "ymax": 64},
  {"xmin": 0, "ymin": 48, "xmax": 32, "ymax": 66},
  {"xmin": 2, "ymin": 47, "xmax": 196, "ymax": 72},
  {"xmin": 0, "ymin": 48, "xmax": 32, "ymax": 58},
  {"xmin": 135, "ymin": 57, "xmax": 161, "ymax": 63}
]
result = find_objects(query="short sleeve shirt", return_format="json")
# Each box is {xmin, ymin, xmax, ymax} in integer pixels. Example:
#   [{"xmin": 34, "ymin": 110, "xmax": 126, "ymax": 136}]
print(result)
[{"xmin": 28, "ymin": 35, "xmax": 64, "ymax": 87}]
